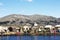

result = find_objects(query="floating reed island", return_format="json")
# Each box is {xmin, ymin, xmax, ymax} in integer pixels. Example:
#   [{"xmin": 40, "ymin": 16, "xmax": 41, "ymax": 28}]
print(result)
[{"xmin": 0, "ymin": 23, "xmax": 60, "ymax": 36}]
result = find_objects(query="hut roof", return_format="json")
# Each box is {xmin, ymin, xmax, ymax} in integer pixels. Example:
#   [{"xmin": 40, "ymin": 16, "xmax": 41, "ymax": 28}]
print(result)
[
  {"xmin": 55, "ymin": 25, "xmax": 60, "ymax": 27},
  {"xmin": 45, "ymin": 25, "xmax": 54, "ymax": 29}
]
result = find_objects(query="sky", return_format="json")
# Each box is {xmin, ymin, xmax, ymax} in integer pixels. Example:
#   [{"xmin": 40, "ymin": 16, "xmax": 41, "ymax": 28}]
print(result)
[{"xmin": 0, "ymin": 0, "xmax": 60, "ymax": 18}]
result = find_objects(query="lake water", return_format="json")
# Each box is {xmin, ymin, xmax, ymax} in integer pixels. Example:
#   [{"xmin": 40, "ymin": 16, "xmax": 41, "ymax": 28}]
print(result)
[{"xmin": 0, "ymin": 36, "xmax": 60, "ymax": 40}]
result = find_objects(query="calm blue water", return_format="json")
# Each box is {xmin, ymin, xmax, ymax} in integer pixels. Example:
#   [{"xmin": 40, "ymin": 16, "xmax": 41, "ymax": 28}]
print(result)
[{"xmin": 0, "ymin": 36, "xmax": 60, "ymax": 40}]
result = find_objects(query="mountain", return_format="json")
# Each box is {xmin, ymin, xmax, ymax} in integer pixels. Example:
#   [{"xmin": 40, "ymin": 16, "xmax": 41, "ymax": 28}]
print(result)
[{"xmin": 0, "ymin": 14, "xmax": 60, "ymax": 26}]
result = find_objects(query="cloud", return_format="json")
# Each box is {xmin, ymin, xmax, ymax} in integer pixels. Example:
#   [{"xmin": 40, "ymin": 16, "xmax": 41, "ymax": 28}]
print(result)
[
  {"xmin": 20, "ymin": 0, "xmax": 33, "ymax": 2},
  {"xmin": 27, "ymin": 0, "xmax": 32, "ymax": 2},
  {"xmin": 0, "ymin": 3, "xmax": 3, "ymax": 6}
]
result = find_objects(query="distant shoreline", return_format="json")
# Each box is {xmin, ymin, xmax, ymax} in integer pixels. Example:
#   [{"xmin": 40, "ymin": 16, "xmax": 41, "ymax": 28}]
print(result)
[{"xmin": 0, "ymin": 33, "xmax": 60, "ymax": 36}]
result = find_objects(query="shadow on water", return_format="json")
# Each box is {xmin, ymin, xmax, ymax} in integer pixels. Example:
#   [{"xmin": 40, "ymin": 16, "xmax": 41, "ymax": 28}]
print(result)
[{"xmin": 0, "ymin": 35, "xmax": 60, "ymax": 40}]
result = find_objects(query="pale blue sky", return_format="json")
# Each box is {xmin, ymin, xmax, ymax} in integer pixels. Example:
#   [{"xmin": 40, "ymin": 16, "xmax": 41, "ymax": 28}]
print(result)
[{"xmin": 0, "ymin": 0, "xmax": 60, "ymax": 18}]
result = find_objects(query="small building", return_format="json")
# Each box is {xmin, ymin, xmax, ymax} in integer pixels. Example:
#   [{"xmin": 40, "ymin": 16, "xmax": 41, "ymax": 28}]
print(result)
[
  {"xmin": 2, "ymin": 27, "xmax": 8, "ymax": 32},
  {"xmin": 8, "ymin": 26, "xmax": 20, "ymax": 32},
  {"xmin": 55, "ymin": 25, "xmax": 60, "ymax": 28},
  {"xmin": 0, "ymin": 26, "xmax": 9, "ymax": 35},
  {"xmin": 0, "ymin": 26, "xmax": 5, "ymax": 32},
  {"xmin": 38, "ymin": 25, "xmax": 44, "ymax": 32},
  {"xmin": 0, "ymin": 26, "xmax": 8, "ymax": 32},
  {"xmin": 45, "ymin": 25, "xmax": 54, "ymax": 29},
  {"xmin": 8, "ymin": 27, "xmax": 13, "ymax": 32},
  {"xmin": 44, "ymin": 25, "xmax": 54, "ymax": 32},
  {"xmin": 30, "ymin": 22, "xmax": 38, "ymax": 33},
  {"xmin": 55, "ymin": 25, "xmax": 60, "ymax": 32},
  {"xmin": 58, "ymin": 28, "xmax": 60, "ymax": 32},
  {"xmin": 23, "ymin": 23, "xmax": 32, "ymax": 33},
  {"xmin": 34, "ymin": 22, "xmax": 38, "ymax": 27},
  {"xmin": 31, "ymin": 26, "xmax": 38, "ymax": 33}
]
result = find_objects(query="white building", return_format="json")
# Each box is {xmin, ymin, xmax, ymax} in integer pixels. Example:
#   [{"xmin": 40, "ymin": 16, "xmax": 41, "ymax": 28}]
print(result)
[
  {"xmin": 34, "ymin": 22, "xmax": 38, "ymax": 27},
  {"xmin": 55, "ymin": 25, "xmax": 60, "ymax": 28},
  {"xmin": 55, "ymin": 25, "xmax": 60, "ymax": 32},
  {"xmin": 23, "ymin": 23, "xmax": 31, "ymax": 32},
  {"xmin": 38, "ymin": 28, "xmax": 42, "ymax": 32},
  {"xmin": 45, "ymin": 25, "xmax": 55, "ymax": 33},
  {"xmin": 0, "ymin": 26, "xmax": 8, "ymax": 32},
  {"xmin": 38, "ymin": 26, "xmax": 44, "ymax": 32},
  {"xmin": 45, "ymin": 25, "xmax": 54, "ymax": 29}
]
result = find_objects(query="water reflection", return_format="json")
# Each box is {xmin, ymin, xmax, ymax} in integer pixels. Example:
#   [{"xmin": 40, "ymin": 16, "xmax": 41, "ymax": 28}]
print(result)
[{"xmin": 0, "ymin": 36, "xmax": 60, "ymax": 40}]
